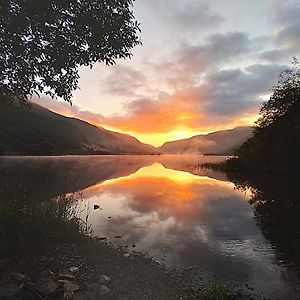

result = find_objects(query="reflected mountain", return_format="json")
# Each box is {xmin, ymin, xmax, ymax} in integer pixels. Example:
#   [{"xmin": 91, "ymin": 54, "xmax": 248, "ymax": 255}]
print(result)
[
  {"xmin": 157, "ymin": 155, "xmax": 228, "ymax": 181},
  {"xmin": 0, "ymin": 155, "xmax": 226, "ymax": 202}
]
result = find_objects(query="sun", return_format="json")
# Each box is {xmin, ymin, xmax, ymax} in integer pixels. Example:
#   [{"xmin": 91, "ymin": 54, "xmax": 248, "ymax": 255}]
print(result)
[
  {"xmin": 130, "ymin": 128, "xmax": 204, "ymax": 147},
  {"xmin": 170, "ymin": 130, "xmax": 193, "ymax": 141}
]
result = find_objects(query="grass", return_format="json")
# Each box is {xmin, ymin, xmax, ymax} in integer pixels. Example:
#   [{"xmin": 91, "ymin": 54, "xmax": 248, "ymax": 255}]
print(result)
[{"xmin": 0, "ymin": 192, "xmax": 91, "ymax": 269}]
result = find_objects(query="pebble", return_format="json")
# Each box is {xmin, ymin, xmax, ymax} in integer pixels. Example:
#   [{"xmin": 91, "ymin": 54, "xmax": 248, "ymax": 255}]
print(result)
[
  {"xmin": 114, "ymin": 235, "xmax": 123, "ymax": 239},
  {"xmin": 59, "ymin": 271, "xmax": 75, "ymax": 280},
  {"xmin": 93, "ymin": 205, "xmax": 102, "ymax": 210},
  {"xmin": 100, "ymin": 285, "xmax": 111, "ymax": 295},
  {"xmin": 59, "ymin": 280, "xmax": 80, "ymax": 293},
  {"xmin": 99, "ymin": 275, "xmax": 111, "ymax": 284},
  {"xmin": 69, "ymin": 266, "xmax": 79, "ymax": 273}
]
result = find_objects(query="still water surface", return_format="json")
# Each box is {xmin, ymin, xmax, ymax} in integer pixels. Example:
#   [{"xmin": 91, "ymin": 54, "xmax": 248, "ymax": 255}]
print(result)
[{"xmin": 1, "ymin": 155, "xmax": 299, "ymax": 299}]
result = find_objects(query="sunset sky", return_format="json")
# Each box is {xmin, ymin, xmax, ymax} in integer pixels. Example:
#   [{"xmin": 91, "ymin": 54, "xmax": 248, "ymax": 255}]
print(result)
[{"xmin": 35, "ymin": 0, "xmax": 300, "ymax": 146}]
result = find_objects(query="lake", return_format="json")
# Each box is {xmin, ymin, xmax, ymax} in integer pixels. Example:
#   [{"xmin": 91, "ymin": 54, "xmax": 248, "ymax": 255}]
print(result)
[{"xmin": 0, "ymin": 155, "xmax": 299, "ymax": 299}]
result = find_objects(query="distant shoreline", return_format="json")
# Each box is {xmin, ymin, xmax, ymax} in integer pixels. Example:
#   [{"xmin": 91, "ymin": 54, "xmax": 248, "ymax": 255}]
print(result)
[{"xmin": 0, "ymin": 153, "xmax": 231, "ymax": 158}]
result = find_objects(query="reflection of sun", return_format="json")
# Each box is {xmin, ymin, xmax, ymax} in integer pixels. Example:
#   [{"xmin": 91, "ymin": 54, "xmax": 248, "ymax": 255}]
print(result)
[
  {"xmin": 85, "ymin": 163, "xmax": 231, "ymax": 195},
  {"xmin": 81, "ymin": 163, "xmax": 244, "ymax": 222},
  {"xmin": 133, "ymin": 163, "xmax": 202, "ymax": 182}
]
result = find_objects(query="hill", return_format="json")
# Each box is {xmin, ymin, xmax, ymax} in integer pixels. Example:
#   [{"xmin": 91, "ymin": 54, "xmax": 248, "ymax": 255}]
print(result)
[
  {"xmin": 0, "ymin": 102, "xmax": 158, "ymax": 155},
  {"xmin": 159, "ymin": 127, "xmax": 253, "ymax": 155}
]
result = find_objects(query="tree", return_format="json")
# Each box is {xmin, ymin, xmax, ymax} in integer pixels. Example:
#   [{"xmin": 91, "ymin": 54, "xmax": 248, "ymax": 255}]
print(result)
[
  {"xmin": 256, "ymin": 58, "xmax": 300, "ymax": 130},
  {"xmin": 0, "ymin": 0, "xmax": 141, "ymax": 105},
  {"xmin": 228, "ymin": 59, "xmax": 300, "ymax": 172}
]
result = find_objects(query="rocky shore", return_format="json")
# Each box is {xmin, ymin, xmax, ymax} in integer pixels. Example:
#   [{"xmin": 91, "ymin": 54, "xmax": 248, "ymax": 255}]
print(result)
[
  {"xmin": 0, "ymin": 236, "xmax": 260, "ymax": 300},
  {"xmin": 0, "ymin": 237, "xmax": 178, "ymax": 300}
]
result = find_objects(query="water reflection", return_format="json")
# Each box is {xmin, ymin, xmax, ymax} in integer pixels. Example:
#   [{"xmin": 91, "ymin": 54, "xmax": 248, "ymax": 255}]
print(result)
[
  {"xmin": 0, "ymin": 155, "xmax": 225, "ymax": 202},
  {"xmin": 0, "ymin": 155, "xmax": 299, "ymax": 299},
  {"xmin": 227, "ymin": 171, "xmax": 300, "ymax": 283},
  {"xmin": 80, "ymin": 162, "xmax": 297, "ymax": 298}
]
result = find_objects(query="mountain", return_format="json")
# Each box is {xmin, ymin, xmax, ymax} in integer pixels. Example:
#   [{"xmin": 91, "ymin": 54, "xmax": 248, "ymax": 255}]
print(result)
[
  {"xmin": 0, "ymin": 102, "xmax": 158, "ymax": 155},
  {"xmin": 159, "ymin": 127, "xmax": 253, "ymax": 155}
]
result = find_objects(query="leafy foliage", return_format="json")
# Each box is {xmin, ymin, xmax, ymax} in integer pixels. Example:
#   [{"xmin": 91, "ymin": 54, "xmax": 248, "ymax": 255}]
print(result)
[
  {"xmin": 230, "ymin": 59, "xmax": 300, "ymax": 172},
  {"xmin": 0, "ymin": 0, "xmax": 141, "ymax": 104},
  {"xmin": 256, "ymin": 58, "xmax": 300, "ymax": 129}
]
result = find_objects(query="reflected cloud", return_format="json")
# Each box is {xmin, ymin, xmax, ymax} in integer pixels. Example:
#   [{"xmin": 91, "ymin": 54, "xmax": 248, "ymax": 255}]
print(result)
[{"xmin": 80, "ymin": 162, "xmax": 290, "ymax": 297}]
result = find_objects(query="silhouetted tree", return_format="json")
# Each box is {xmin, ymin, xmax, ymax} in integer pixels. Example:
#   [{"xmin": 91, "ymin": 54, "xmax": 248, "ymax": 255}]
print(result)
[
  {"xmin": 0, "ymin": 0, "xmax": 141, "ymax": 105},
  {"xmin": 228, "ymin": 59, "xmax": 300, "ymax": 172},
  {"xmin": 256, "ymin": 58, "xmax": 300, "ymax": 129}
]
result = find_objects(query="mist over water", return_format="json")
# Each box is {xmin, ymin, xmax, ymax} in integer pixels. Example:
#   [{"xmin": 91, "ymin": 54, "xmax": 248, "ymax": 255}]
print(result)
[{"xmin": 0, "ymin": 155, "xmax": 299, "ymax": 299}]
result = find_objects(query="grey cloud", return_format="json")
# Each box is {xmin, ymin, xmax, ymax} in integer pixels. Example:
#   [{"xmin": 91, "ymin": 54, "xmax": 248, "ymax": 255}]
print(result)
[
  {"xmin": 198, "ymin": 64, "xmax": 286, "ymax": 116},
  {"xmin": 157, "ymin": 31, "xmax": 254, "ymax": 88},
  {"xmin": 259, "ymin": 49, "xmax": 287, "ymax": 62},
  {"xmin": 275, "ymin": 24, "xmax": 300, "ymax": 51},
  {"xmin": 177, "ymin": 32, "xmax": 253, "ymax": 73},
  {"xmin": 267, "ymin": 1, "xmax": 300, "ymax": 57},
  {"xmin": 272, "ymin": 2, "xmax": 300, "ymax": 26},
  {"xmin": 143, "ymin": 0, "xmax": 225, "ymax": 35},
  {"xmin": 170, "ymin": 1, "xmax": 225, "ymax": 31},
  {"xmin": 104, "ymin": 65, "xmax": 148, "ymax": 97}
]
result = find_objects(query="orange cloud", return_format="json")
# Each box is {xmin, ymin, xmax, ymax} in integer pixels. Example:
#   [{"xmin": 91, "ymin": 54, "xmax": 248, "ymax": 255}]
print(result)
[{"xmin": 105, "ymin": 90, "xmax": 203, "ymax": 133}]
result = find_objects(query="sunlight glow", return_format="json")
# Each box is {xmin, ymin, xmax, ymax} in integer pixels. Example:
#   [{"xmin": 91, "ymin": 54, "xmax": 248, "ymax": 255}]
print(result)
[
  {"xmin": 84, "ymin": 163, "xmax": 233, "ymax": 196},
  {"xmin": 101, "ymin": 127, "xmax": 208, "ymax": 147}
]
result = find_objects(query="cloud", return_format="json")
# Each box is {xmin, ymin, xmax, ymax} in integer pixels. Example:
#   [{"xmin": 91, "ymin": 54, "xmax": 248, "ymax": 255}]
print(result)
[
  {"xmin": 259, "ymin": 49, "xmax": 287, "ymax": 62},
  {"xmin": 108, "ymin": 65, "xmax": 283, "ymax": 133},
  {"xmin": 262, "ymin": 1, "xmax": 300, "ymax": 61},
  {"xmin": 39, "ymin": 63, "xmax": 284, "ymax": 136},
  {"xmin": 199, "ymin": 63, "xmax": 286, "ymax": 116},
  {"xmin": 36, "ymin": 26, "xmax": 286, "ymax": 137},
  {"xmin": 158, "ymin": 32, "xmax": 254, "ymax": 86},
  {"xmin": 102, "ymin": 90, "xmax": 203, "ymax": 133},
  {"xmin": 143, "ymin": 0, "xmax": 225, "ymax": 35},
  {"xmin": 167, "ymin": 1, "xmax": 225, "ymax": 32},
  {"xmin": 275, "ymin": 24, "xmax": 300, "ymax": 51},
  {"xmin": 35, "ymin": 8, "xmax": 294, "ymax": 144},
  {"xmin": 103, "ymin": 65, "xmax": 150, "ymax": 98}
]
